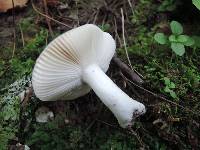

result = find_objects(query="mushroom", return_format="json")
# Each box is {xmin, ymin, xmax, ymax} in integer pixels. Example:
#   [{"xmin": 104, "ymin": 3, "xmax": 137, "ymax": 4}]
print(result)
[
  {"xmin": 35, "ymin": 106, "xmax": 54, "ymax": 123},
  {"xmin": 32, "ymin": 24, "xmax": 146, "ymax": 128}
]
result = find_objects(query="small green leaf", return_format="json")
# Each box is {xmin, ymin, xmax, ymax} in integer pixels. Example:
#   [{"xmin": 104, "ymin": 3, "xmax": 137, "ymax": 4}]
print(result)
[
  {"xmin": 192, "ymin": 36, "xmax": 200, "ymax": 47},
  {"xmin": 164, "ymin": 77, "xmax": 170, "ymax": 85},
  {"xmin": 166, "ymin": 5, "xmax": 176, "ymax": 11},
  {"xmin": 157, "ymin": 0, "xmax": 176, "ymax": 12},
  {"xmin": 171, "ymin": 42, "xmax": 185, "ymax": 56},
  {"xmin": 183, "ymin": 36, "xmax": 195, "ymax": 46},
  {"xmin": 170, "ymin": 21, "xmax": 183, "ymax": 35},
  {"xmin": 169, "ymin": 91, "xmax": 177, "ymax": 99},
  {"xmin": 169, "ymin": 35, "xmax": 177, "ymax": 42},
  {"xmin": 177, "ymin": 35, "xmax": 189, "ymax": 43},
  {"xmin": 164, "ymin": 86, "xmax": 171, "ymax": 93},
  {"xmin": 99, "ymin": 23, "xmax": 110, "ymax": 32},
  {"xmin": 192, "ymin": 0, "xmax": 200, "ymax": 11},
  {"xmin": 154, "ymin": 33, "xmax": 168, "ymax": 44},
  {"xmin": 169, "ymin": 82, "xmax": 176, "ymax": 89}
]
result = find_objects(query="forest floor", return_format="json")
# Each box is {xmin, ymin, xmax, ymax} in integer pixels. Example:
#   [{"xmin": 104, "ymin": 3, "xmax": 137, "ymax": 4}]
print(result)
[{"xmin": 0, "ymin": 0, "xmax": 200, "ymax": 150}]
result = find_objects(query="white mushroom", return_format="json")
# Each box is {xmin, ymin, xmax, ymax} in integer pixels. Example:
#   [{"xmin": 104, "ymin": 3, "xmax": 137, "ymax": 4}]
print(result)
[{"xmin": 32, "ymin": 24, "xmax": 146, "ymax": 128}]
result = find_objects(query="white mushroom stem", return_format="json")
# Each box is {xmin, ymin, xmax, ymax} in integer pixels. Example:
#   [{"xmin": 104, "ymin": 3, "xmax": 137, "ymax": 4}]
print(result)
[{"xmin": 82, "ymin": 64, "xmax": 146, "ymax": 128}]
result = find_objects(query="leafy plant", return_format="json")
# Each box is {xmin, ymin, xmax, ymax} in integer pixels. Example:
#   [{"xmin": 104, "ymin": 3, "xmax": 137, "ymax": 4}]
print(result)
[
  {"xmin": 130, "ymin": 0, "xmax": 155, "ymax": 25},
  {"xmin": 9, "ymin": 58, "xmax": 34, "ymax": 79},
  {"xmin": 192, "ymin": 0, "xmax": 200, "ymax": 10},
  {"xmin": 0, "ymin": 76, "xmax": 31, "ymax": 150},
  {"xmin": 163, "ymin": 77, "xmax": 177, "ymax": 99},
  {"xmin": 182, "ymin": 65, "xmax": 200, "ymax": 88},
  {"xmin": 19, "ymin": 17, "xmax": 35, "ymax": 33},
  {"xmin": 0, "ymin": 59, "xmax": 5, "ymax": 77},
  {"xmin": 98, "ymin": 23, "xmax": 111, "ymax": 32},
  {"xmin": 0, "ymin": 125, "xmax": 16, "ymax": 150},
  {"xmin": 154, "ymin": 21, "xmax": 194, "ymax": 56},
  {"xmin": 22, "ymin": 28, "xmax": 48, "ymax": 58},
  {"xmin": 158, "ymin": 0, "xmax": 177, "ymax": 12},
  {"xmin": 127, "ymin": 26, "xmax": 154, "ymax": 55},
  {"xmin": 192, "ymin": 35, "xmax": 200, "ymax": 48}
]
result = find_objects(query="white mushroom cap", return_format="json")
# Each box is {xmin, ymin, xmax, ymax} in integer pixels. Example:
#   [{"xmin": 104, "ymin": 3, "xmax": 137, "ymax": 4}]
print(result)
[{"xmin": 32, "ymin": 24, "xmax": 115, "ymax": 101}]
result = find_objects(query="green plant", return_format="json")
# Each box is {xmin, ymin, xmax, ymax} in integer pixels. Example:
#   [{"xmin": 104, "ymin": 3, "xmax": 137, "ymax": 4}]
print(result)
[
  {"xmin": 163, "ymin": 77, "xmax": 177, "ymax": 99},
  {"xmin": 130, "ymin": 0, "xmax": 155, "ymax": 25},
  {"xmin": 192, "ymin": 0, "xmax": 200, "ymax": 10},
  {"xmin": 192, "ymin": 35, "xmax": 200, "ymax": 48},
  {"xmin": 127, "ymin": 26, "xmax": 154, "ymax": 55},
  {"xmin": 158, "ymin": 0, "xmax": 177, "ymax": 12},
  {"xmin": 0, "ymin": 76, "xmax": 31, "ymax": 150},
  {"xmin": 182, "ymin": 65, "xmax": 200, "ymax": 88},
  {"xmin": 154, "ymin": 21, "xmax": 195, "ymax": 56},
  {"xmin": 0, "ymin": 125, "xmax": 16, "ymax": 150},
  {"xmin": 22, "ymin": 28, "xmax": 48, "ymax": 58},
  {"xmin": 0, "ymin": 59, "xmax": 5, "ymax": 77},
  {"xmin": 19, "ymin": 17, "xmax": 35, "ymax": 33},
  {"xmin": 9, "ymin": 58, "xmax": 34, "ymax": 79},
  {"xmin": 98, "ymin": 23, "xmax": 111, "ymax": 32}
]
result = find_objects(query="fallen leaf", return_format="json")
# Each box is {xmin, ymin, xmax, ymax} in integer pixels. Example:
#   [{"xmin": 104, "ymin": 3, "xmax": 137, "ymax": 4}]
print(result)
[{"xmin": 0, "ymin": 0, "xmax": 28, "ymax": 13}]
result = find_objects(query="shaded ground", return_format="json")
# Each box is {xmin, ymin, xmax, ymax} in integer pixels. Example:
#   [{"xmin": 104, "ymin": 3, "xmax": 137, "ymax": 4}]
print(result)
[{"xmin": 0, "ymin": 0, "xmax": 200, "ymax": 149}]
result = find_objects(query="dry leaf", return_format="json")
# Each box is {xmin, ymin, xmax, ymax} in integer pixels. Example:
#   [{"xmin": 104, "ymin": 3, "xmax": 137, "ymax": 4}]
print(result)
[{"xmin": 0, "ymin": 0, "xmax": 28, "ymax": 13}]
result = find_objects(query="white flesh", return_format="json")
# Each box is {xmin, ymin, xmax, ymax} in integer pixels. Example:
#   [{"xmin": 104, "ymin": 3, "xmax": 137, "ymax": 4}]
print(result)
[{"xmin": 83, "ymin": 64, "xmax": 146, "ymax": 128}]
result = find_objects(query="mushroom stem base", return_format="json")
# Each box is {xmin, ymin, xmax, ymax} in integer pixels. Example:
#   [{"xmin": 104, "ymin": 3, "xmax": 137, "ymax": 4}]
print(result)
[{"xmin": 82, "ymin": 64, "xmax": 146, "ymax": 128}]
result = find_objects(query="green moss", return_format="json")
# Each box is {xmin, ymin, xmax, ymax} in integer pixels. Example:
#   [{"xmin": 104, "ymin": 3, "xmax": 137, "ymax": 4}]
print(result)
[
  {"xmin": 130, "ymin": 0, "xmax": 156, "ymax": 26},
  {"xmin": 0, "ymin": 76, "xmax": 31, "ymax": 150}
]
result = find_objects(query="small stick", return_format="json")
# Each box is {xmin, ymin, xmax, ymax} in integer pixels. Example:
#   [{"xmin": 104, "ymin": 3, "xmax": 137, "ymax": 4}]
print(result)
[
  {"xmin": 11, "ymin": 0, "xmax": 16, "ymax": 58},
  {"xmin": 122, "ymin": 74, "xmax": 200, "ymax": 116},
  {"xmin": 120, "ymin": 8, "xmax": 144, "ymax": 79},
  {"xmin": 31, "ymin": 0, "xmax": 72, "ymax": 28},
  {"xmin": 113, "ymin": 17, "xmax": 122, "ymax": 48},
  {"xmin": 93, "ymin": 10, "xmax": 99, "ymax": 24},
  {"xmin": 127, "ymin": 126, "xmax": 144, "ymax": 146},
  {"xmin": 75, "ymin": 1, "xmax": 79, "ymax": 26},
  {"xmin": 43, "ymin": 0, "xmax": 54, "ymax": 37},
  {"xmin": 113, "ymin": 55, "xmax": 144, "ymax": 84},
  {"xmin": 120, "ymin": 8, "xmax": 133, "ymax": 70},
  {"xmin": 127, "ymin": 0, "xmax": 134, "ymax": 15},
  {"xmin": 19, "ymin": 24, "xmax": 25, "ymax": 47}
]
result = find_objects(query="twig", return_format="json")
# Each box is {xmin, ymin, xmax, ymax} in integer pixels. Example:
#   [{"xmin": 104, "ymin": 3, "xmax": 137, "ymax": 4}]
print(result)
[
  {"xmin": 127, "ymin": 127, "xmax": 144, "ymax": 146},
  {"xmin": 121, "ymin": 74, "xmax": 200, "ymax": 116},
  {"xmin": 93, "ymin": 10, "xmax": 99, "ymax": 24},
  {"xmin": 11, "ymin": 0, "xmax": 16, "ymax": 58},
  {"xmin": 19, "ymin": 24, "xmax": 25, "ymax": 47},
  {"xmin": 43, "ymin": 0, "xmax": 54, "ymax": 37},
  {"xmin": 113, "ymin": 17, "xmax": 122, "ymax": 48},
  {"xmin": 75, "ymin": 1, "xmax": 79, "ymax": 26},
  {"xmin": 31, "ymin": 0, "xmax": 72, "ymax": 28},
  {"xmin": 96, "ymin": 119, "xmax": 118, "ymax": 128},
  {"xmin": 120, "ymin": 8, "xmax": 144, "ymax": 79},
  {"xmin": 120, "ymin": 8, "xmax": 133, "ymax": 70},
  {"xmin": 113, "ymin": 55, "xmax": 144, "ymax": 84},
  {"xmin": 127, "ymin": 0, "xmax": 134, "ymax": 15}
]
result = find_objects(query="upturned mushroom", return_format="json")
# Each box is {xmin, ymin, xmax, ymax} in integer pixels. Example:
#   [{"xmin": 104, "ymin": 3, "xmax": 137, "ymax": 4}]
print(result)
[{"xmin": 32, "ymin": 24, "xmax": 146, "ymax": 128}]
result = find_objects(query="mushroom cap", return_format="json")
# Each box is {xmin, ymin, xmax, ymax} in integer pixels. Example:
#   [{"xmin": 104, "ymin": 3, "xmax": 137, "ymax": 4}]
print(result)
[{"xmin": 32, "ymin": 24, "xmax": 116, "ymax": 101}]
